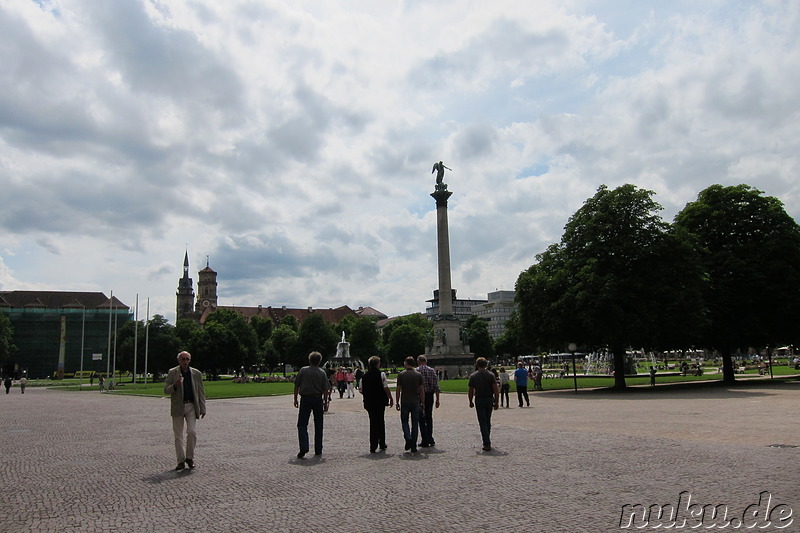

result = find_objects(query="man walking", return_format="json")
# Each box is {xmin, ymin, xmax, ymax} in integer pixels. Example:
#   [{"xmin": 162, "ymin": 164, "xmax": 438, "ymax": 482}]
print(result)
[
  {"xmin": 513, "ymin": 361, "xmax": 530, "ymax": 407},
  {"xmin": 416, "ymin": 355, "xmax": 440, "ymax": 448},
  {"xmin": 468, "ymin": 357, "xmax": 500, "ymax": 451},
  {"xmin": 294, "ymin": 351, "xmax": 331, "ymax": 458},
  {"xmin": 164, "ymin": 351, "xmax": 207, "ymax": 471},
  {"xmin": 395, "ymin": 356, "xmax": 425, "ymax": 454}
]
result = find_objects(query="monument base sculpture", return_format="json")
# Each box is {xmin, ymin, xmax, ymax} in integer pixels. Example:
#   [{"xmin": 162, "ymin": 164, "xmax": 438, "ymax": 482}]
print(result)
[{"xmin": 425, "ymin": 318, "xmax": 474, "ymax": 379}]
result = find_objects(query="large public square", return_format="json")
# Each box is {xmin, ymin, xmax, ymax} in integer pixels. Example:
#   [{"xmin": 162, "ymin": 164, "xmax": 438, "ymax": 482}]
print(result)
[{"xmin": 1, "ymin": 379, "xmax": 798, "ymax": 532}]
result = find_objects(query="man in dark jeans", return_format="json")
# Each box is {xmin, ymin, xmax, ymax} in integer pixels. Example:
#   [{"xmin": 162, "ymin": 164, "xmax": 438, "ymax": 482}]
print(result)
[
  {"xmin": 468, "ymin": 357, "xmax": 500, "ymax": 451},
  {"xmin": 416, "ymin": 355, "xmax": 440, "ymax": 447},
  {"xmin": 395, "ymin": 356, "xmax": 425, "ymax": 454},
  {"xmin": 293, "ymin": 351, "xmax": 331, "ymax": 458}
]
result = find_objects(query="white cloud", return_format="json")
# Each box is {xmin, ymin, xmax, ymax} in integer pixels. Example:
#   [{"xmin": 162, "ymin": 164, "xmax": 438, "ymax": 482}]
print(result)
[{"xmin": 0, "ymin": 0, "xmax": 798, "ymax": 322}]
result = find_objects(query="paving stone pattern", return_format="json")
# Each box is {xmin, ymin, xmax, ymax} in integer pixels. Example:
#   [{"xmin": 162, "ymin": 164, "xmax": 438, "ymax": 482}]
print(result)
[{"xmin": 1, "ymin": 382, "xmax": 798, "ymax": 532}]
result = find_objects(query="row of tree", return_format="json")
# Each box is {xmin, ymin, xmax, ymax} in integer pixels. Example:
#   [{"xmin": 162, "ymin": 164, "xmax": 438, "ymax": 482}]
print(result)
[
  {"xmin": 111, "ymin": 308, "xmax": 498, "ymax": 378},
  {"xmin": 515, "ymin": 183, "xmax": 800, "ymax": 389}
]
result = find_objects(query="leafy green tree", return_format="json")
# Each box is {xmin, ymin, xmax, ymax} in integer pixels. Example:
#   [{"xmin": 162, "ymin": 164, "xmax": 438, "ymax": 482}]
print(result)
[
  {"xmin": 517, "ymin": 184, "xmax": 704, "ymax": 389},
  {"xmin": 193, "ymin": 322, "xmax": 238, "ymax": 377},
  {"xmin": 250, "ymin": 315, "xmax": 274, "ymax": 349},
  {"xmin": 270, "ymin": 324, "xmax": 299, "ymax": 369},
  {"xmin": 297, "ymin": 312, "xmax": 338, "ymax": 366},
  {"xmin": 262, "ymin": 341, "xmax": 281, "ymax": 372},
  {"xmin": 348, "ymin": 316, "xmax": 381, "ymax": 363},
  {"xmin": 281, "ymin": 314, "xmax": 299, "ymax": 331},
  {"xmin": 381, "ymin": 313, "xmax": 431, "ymax": 346},
  {"xmin": 673, "ymin": 184, "xmax": 800, "ymax": 383},
  {"xmin": 204, "ymin": 309, "xmax": 259, "ymax": 370},
  {"xmin": 465, "ymin": 315, "xmax": 494, "ymax": 359},
  {"xmin": 0, "ymin": 312, "xmax": 17, "ymax": 372},
  {"xmin": 144, "ymin": 315, "xmax": 181, "ymax": 377},
  {"xmin": 386, "ymin": 323, "xmax": 426, "ymax": 366},
  {"xmin": 494, "ymin": 310, "xmax": 529, "ymax": 357},
  {"xmin": 175, "ymin": 318, "xmax": 201, "ymax": 351},
  {"xmin": 335, "ymin": 314, "xmax": 359, "ymax": 341}
]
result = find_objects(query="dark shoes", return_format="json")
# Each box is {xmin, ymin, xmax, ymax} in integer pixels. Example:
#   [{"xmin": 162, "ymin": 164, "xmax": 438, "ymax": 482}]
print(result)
[
  {"xmin": 404, "ymin": 439, "xmax": 411, "ymax": 451},
  {"xmin": 297, "ymin": 451, "xmax": 307, "ymax": 458},
  {"xmin": 175, "ymin": 462, "xmax": 185, "ymax": 471},
  {"xmin": 185, "ymin": 458, "xmax": 194, "ymax": 469},
  {"xmin": 482, "ymin": 445, "xmax": 492, "ymax": 451}
]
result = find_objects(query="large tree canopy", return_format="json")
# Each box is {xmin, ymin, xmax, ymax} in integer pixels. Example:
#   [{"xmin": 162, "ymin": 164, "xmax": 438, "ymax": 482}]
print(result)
[
  {"xmin": 517, "ymin": 184, "xmax": 705, "ymax": 389},
  {"xmin": 673, "ymin": 184, "xmax": 800, "ymax": 382}
]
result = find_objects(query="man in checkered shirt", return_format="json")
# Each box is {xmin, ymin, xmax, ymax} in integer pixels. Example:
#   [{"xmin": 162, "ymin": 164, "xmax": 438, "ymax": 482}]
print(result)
[{"xmin": 416, "ymin": 355, "xmax": 441, "ymax": 447}]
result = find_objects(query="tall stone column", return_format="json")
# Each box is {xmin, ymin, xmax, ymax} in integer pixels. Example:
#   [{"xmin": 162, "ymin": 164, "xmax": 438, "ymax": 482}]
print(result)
[
  {"xmin": 426, "ymin": 178, "xmax": 473, "ymax": 376},
  {"xmin": 431, "ymin": 187, "xmax": 454, "ymax": 318}
]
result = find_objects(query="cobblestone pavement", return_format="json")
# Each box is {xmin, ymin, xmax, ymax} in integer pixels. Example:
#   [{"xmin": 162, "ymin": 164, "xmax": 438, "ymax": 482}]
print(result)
[{"xmin": 1, "ymin": 380, "xmax": 798, "ymax": 532}]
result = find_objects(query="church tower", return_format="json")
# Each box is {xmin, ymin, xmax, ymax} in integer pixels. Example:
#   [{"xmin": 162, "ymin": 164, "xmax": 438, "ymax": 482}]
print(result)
[
  {"xmin": 195, "ymin": 256, "xmax": 218, "ymax": 313},
  {"xmin": 176, "ymin": 251, "xmax": 195, "ymax": 321}
]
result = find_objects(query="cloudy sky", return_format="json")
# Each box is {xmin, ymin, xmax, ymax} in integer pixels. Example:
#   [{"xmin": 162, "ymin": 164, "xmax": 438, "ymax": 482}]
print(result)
[{"xmin": 1, "ymin": 0, "xmax": 798, "ymax": 323}]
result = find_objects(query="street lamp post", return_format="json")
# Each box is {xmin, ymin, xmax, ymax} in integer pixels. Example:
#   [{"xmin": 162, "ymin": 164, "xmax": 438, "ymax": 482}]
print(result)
[{"xmin": 568, "ymin": 343, "xmax": 578, "ymax": 393}]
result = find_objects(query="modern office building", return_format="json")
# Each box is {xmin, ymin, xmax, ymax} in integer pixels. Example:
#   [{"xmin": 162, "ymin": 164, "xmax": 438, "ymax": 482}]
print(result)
[
  {"xmin": 424, "ymin": 289, "xmax": 488, "ymax": 324},
  {"xmin": 471, "ymin": 290, "xmax": 516, "ymax": 339}
]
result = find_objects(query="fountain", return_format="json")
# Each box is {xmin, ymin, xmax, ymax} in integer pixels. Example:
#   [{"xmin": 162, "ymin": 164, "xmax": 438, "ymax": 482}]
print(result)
[{"xmin": 323, "ymin": 331, "xmax": 364, "ymax": 370}]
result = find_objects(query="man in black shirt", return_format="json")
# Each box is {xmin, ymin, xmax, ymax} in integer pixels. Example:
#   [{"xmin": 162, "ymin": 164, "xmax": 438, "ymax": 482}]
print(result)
[{"xmin": 468, "ymin": 357, "xmax": 499, "ymax": 451}]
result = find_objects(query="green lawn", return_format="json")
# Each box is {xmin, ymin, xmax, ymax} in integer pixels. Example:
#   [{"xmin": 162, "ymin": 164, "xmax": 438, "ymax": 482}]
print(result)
[
  {"xmin": 38, "ymin": 365, "xmax": 800, "ymax": 398},
  {"xmin": 50, "ymin": 379, "xmax": 295, "ymax": 399}
]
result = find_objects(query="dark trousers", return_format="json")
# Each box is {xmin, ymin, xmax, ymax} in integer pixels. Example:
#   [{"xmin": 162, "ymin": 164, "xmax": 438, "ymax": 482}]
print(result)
[
  {"xmin": 419, "ymin": 392, "xmax": 435, "ymax": 445},
  {"xmin": 475, "ymin": 397, "xmax": 494, "ymax": 446},
  {"xmin": 337, "ymin": 381, "xmax": 346, "ymax": 398},
  {"xmin": 366, "ymin": 405, "xmax": 387, "ymax": 451},
  {"xmin": 500, "ymin": 384, "xmax": 510, "ymax": 407},
  {"xmin": 297, "ymin": 396, "xmax": 324, "ymax": 454},
  {"xmin": 517, "ymin": 386, "xmax": 529, "ymax": 407},
  {"xmin": 400, "ymin": 403, "xmax": 420, "ymax": 448}
]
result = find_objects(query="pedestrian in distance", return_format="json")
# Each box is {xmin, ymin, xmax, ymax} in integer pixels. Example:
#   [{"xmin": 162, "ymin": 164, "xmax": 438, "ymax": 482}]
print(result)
[
  {"xmin": 335, "ymin": 366, "xmax": 347, "ymax": 399},
  {"xmin": 395, "ymin": 356, "xmax": 425, "ymax": 454},
  {"xmin": 4, "ymin": 375, "xmax": 11, "ymax": 394},
  {"xmin": 468, "ymin": 357, "xmax": 500, "ymax": 451},
  {"xmin": 497, "ymin": 367, "xmax": 510, "ymax": 408},
  {"xmin": 513, "ymin": 362, "xmax": 530, "ymax": 407},
  {"xmin": 359, "ymin": 356, "xmax": 393, "ymax": 453},
  {"xmin": 19, "ymin": 375, "xmax": 26, "ymax": 394},
  {"xmin": 294, "ymin": 351, "xmax": 332, "ymax": 458},
  {"xmin": 164, "ymin": 351, "xmax": 207, "ymax": 471},
  {"xmin": 345, "ymin": 368, "xmax": 355, "ymax": 398},
  {"xmin": 532, "ymin": 362, "xmax": 543, "ymax": 391}
]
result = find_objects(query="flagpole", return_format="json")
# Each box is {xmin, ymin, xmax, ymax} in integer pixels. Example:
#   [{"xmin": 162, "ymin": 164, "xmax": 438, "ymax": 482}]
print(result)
[
  {"xmin": 144, "ymin": 297, "xmax": 150, "ymax": 386},
  {"xmin": 133, "ymin": 294, "xmax": 139, "ymax": 386},
  {"xmin": 106, "ymin": 290, "xmax": 113, "ymax": 388}
]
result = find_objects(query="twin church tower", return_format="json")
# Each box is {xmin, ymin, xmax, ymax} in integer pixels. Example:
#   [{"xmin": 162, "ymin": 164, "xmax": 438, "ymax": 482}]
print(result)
[{"xmin": 176, "ymin": 251, "xmax": 218, "ymax": 322}]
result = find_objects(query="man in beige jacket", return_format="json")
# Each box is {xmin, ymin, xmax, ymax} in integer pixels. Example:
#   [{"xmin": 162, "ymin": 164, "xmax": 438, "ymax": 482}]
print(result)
[{"xmin": 164, "ymin": 351, "xmax": 206, "ymax": 471}]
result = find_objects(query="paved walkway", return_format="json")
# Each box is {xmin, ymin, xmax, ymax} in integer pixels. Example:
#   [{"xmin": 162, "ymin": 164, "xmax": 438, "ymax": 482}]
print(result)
[{"xmin": 1, "ymin": 380, "xmax": 798, "ymax": 532}]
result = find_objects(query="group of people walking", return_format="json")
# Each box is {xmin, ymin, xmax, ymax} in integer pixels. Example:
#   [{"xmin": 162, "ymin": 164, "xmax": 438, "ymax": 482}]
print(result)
[
  {"xmin": 295, "ymin": 352, "xmax": 501, "ymax": 456},
  {"xmin": 163, "ymin": 350, "xmax": 517, "ymax": 470}
]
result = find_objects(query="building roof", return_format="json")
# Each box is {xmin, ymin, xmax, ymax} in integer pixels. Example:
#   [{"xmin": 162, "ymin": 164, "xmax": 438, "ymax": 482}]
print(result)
[
  {"xmin": 355, "ymin": 306, "xmax": 388, "ymax": 320},
  {"xmin": 200, "ymin": 304, "xmax": 358, "ymax": 325},
  {"xmin": 0, "ymin": 291, "xmax": 129, "ymax": 311}
]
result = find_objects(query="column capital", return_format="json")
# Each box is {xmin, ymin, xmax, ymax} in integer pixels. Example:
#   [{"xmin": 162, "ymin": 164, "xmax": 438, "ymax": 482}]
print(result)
[{"xmin": 431, "ymin": 189, "xmax": 453, "ymax": 208}]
